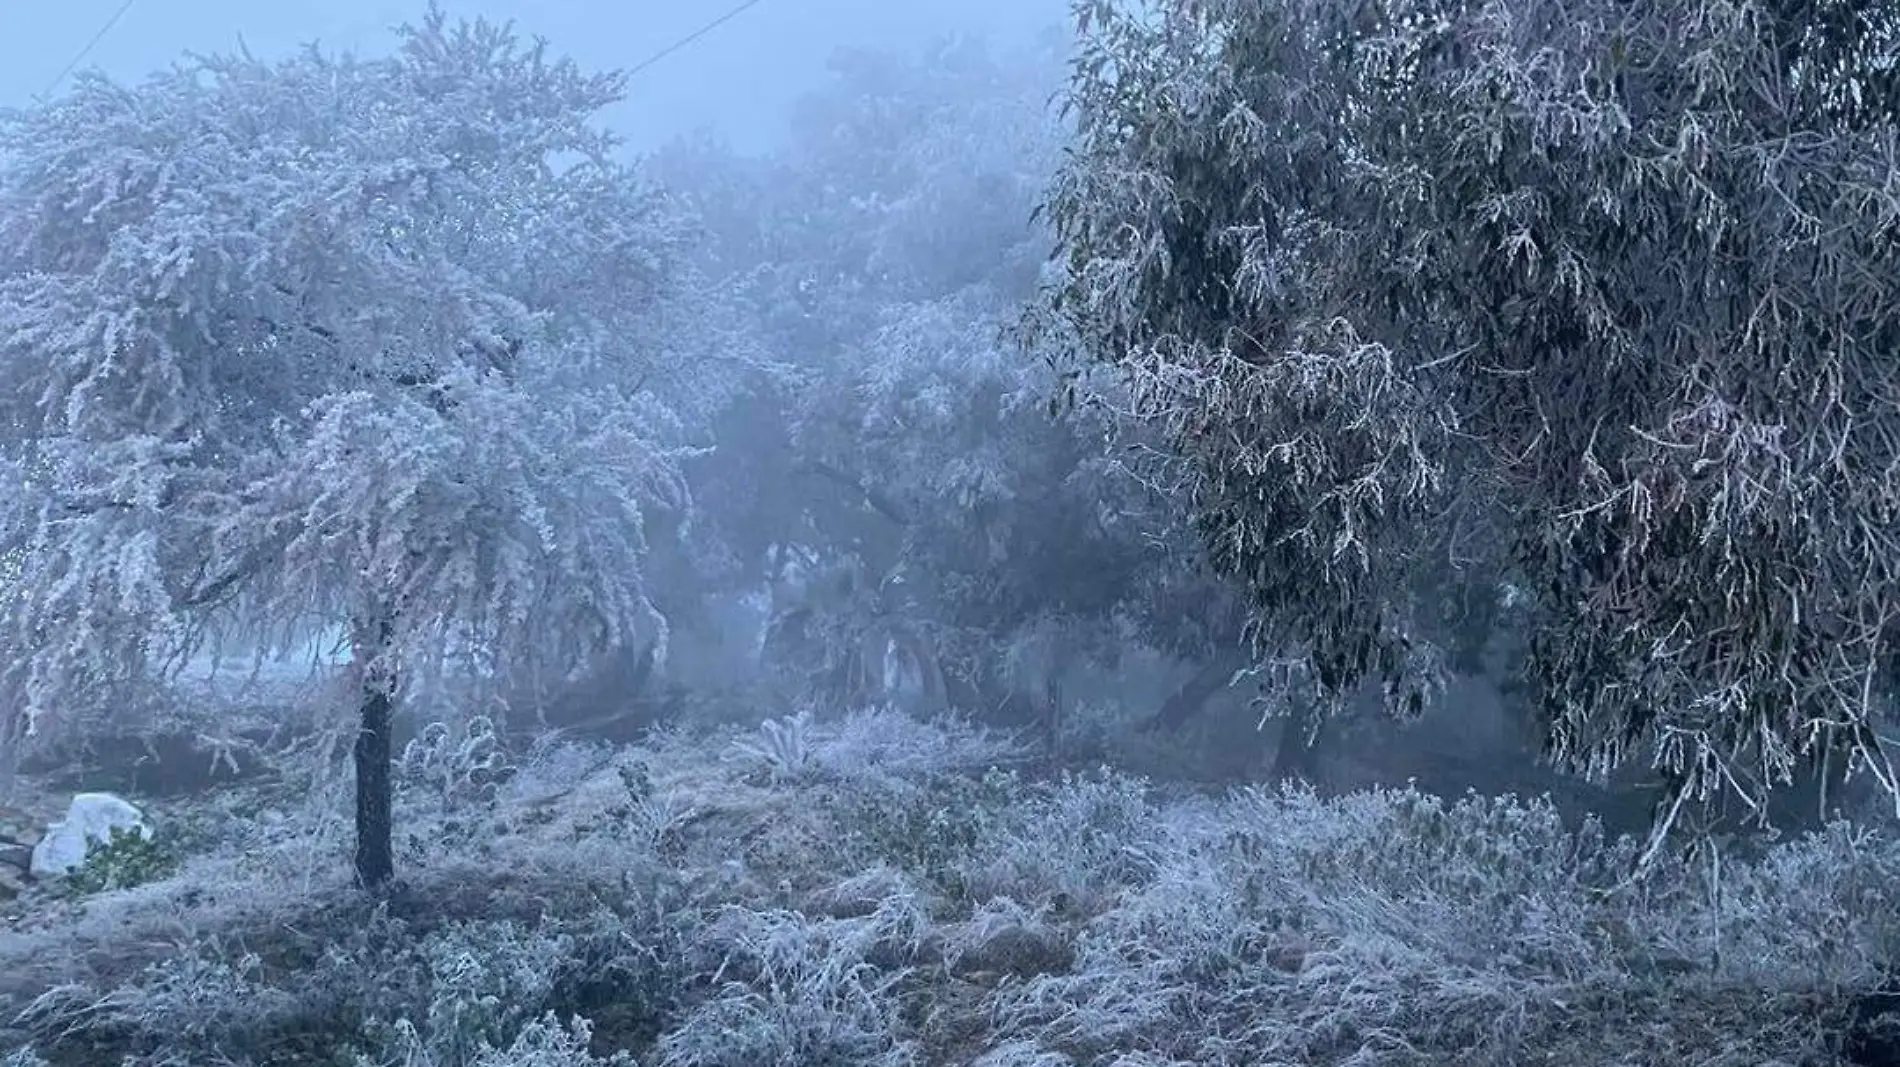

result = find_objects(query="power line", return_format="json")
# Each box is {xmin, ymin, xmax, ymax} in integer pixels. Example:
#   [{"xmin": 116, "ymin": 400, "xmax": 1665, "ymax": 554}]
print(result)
[
  {"xmin": 33, "ymin": 0, "xmax": 760, "ymax": 105},
  {"xmin": 625, "ymin": 0, "xmax": 772, "ymax": 79},
  {"xmin": 36, "ymin": 0, "xmax": 141, "ymax": 101}
]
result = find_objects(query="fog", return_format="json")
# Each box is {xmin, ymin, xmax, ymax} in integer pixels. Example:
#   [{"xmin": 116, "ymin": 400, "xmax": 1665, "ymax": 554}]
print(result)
[{"xmin": 2, "ymin": 0, "xmax": 1066, "ymax": 150}]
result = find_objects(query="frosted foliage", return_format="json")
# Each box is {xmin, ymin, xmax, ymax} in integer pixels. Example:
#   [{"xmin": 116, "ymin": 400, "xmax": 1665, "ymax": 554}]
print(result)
[
  {"xmin": 850, "ymin": 291, "xmax": 1042, "ymax": 511},
  {"xmin": 647, "ymin": 34, "xmax": 1237, "ymax": 724},
  {"xmin": 792, "ymin": 39, "xmax": 1062, "ymax": 300},
  {"xmin": 0, "ymin": 9, "xmax": 699, "ymax": 747},
  {"xmin": 719, "ymin": 34, "xmax": 1065, "ymax": 330},
  {"xmin": 1042, "ymin": 0, "xmax": 1900, "ymax": 828}
]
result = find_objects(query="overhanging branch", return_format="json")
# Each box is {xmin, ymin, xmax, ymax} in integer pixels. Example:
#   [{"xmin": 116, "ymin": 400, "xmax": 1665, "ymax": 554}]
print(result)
[{"xmin": 793, "ymin": 459, "xmax": 912, "ymax": 527}]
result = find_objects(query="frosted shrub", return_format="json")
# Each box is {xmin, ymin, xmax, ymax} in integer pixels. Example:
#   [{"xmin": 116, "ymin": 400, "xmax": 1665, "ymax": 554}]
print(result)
[
  {"xmin": 813, "ymin": 706, "xmax": 1024, "ymax": 781},
  {"xmin": 374, "ymin": 1013, "xmax": 634, "ymax": 1067},
  {"xmin": 399, "ymin": 717, "xmax": 517, "ymax": 813},
  {"xmin": 961, "ymin": 769, "xmax": 1162, "ymax": 911},
  {"xmin": 506, "ymin": 737, "xmax": 619, "ymax": 805},
  {"xmin": 473, "ymin": 1015, "xmax": 636, "ymax": 1067},
  {"xmin": 832, "ymin": 766, "xmax": 1024, "ymax": 900},
  {"xmin": 1068, "ymin": 816, "xmax": 1263, "ymax": 988},
  {"xmin": 657, "ymin": 904, "xmax": 925, "ymax": 1067},
  {"xmin": 939, "ymin": 896, "xmax": 1075, "ymax": 979},
  {"xmin": 412, "ymin": 921, "xmax": 577, "ymax": 1065},
  {"xmin": 1215, "ymin": 785, "xmax": 1638, "ymax": 974},
  {"xmin": 1684, "ymin": 819, "xmax": 1900, "ymax": 986},
  {"xmin": 341, "ymin": 912, "xmax": 683, "ymax": 1067},
  {"xmin": 601, "ymin": 760, "xmax": 697, "ymax": 859},
  {"xmin": 729, "ymin": 711, "xmax": 815, "ymax": 783},
  {"xmin": 14, "ymin": 950, "xmax": 291, "ymax": 1057},
  {"xmin": 732, "ymin": 705, "xmax": 1023, "ymax": 791}
]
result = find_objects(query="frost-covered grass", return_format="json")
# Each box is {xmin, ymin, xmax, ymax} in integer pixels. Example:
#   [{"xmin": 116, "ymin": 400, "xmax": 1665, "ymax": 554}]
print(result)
[{"xmin": 0, "ymin": 704, "xmax": 1894, "ymax": 1066}]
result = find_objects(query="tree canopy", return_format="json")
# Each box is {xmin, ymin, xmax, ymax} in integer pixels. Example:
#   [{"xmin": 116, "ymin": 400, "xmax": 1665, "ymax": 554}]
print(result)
[
  {"xmin": 655, "ymin": 36, "xmax": 1245, "ymax": 730},
  {"xmin": 0, "ymin": 8, "xmax": 709, "ymax": 881},
  {"xmin": 1040, "ymin": 0, "xmax": 1900, "ymax": 846}
]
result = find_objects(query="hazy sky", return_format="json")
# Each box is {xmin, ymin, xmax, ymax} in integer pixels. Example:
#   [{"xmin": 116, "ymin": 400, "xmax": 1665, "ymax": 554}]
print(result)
[{"xmin": 1, "ymin": 0, "xmax": 1067, "ymax": 151}]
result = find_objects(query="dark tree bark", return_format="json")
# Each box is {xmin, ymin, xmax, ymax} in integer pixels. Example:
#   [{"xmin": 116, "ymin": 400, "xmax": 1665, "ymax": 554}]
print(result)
[
  {"xmin": 1270, "ymin": 694, "xmax": 1327, "ymax": 785},
  {"xmin": 941, "ymin": 663, "xmax": 1037, "ymax": 728},
  {"xmin": 353, "ymin": 614, "xmax": 396, "ymax": 889},
  {"xmin": 1144, "ymin": 649, "xmax": 1250, "ymax": 733},
  {"xmin": 1042, "ymin": 634, "xmax": 1071, "ymax": 759}
]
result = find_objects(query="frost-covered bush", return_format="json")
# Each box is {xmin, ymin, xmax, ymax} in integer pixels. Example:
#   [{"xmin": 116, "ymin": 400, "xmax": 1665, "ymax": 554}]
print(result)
[
  {"xmin": 506, "ymin": 736, "xmax": 620, "ymax": 805},
  {"xmin": 807, "ymin": 717, "xmax": 1155, "ymax": 908},
  {"xmin": 729, "ymin": 711, "xmax": 816, "ymax": 784},
  {"xmin": 729, "ymin": 705, "xmax": 1024, "ymax": 797},
  {"xmin": 985, "ymin": 782, "xmax": 1900, "ymax": 1065},
  {"xmin": 658, "ymin": 903, "xmax": 929, "ymax": 1067},
  {"xmin": 831, "ymin": 766, "xmax": 1024, "ymax": 901},
  {"xmin": 1212, "ymin": 786, "xmax": 1640, "ymax": 974},
  {"xmin": 343, "ymin": 912, "xmax": 678, "ymax": 1066},
  {"xmin": 374, "ymin": 1013, "xmax": 635, "ymax": 1067},
  {"xmin": 402, "ymin": 920, "xmax": 579, "ymax": 1064},
  {"xmin": 13, "ymin": 949, "xmax": 293, "ymax": 1057},
  {"xmin": 960, "ymin": 769, "xmax": 1162, "ymax": 912},
  {"xmin": 1678, "ymin": 819, "xmax": 1900, "ymax": 985},
  {"xmin": 400, "ymin": 717, "xmax": 517, "ymax": 813},
  {"xmin": 812, "ymin": 706, "xmax": 1025, "ymax": 781},
  {"xmin": 939, "ymin": 896, "xmax": 1075, "ymax": 980}
]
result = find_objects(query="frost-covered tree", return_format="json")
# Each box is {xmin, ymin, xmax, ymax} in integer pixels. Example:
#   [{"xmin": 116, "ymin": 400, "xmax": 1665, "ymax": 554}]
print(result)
[
  {"xmin": 658, "ymin": 35, "xmax": 1247, "ymax": 735},
  {"xmin": 1041, "ymin": 0, "xmax": 1900, "ymax": 851},
  {"xmin": 0, "ymin": 8, "xmax": 701, "ymax": 886}
]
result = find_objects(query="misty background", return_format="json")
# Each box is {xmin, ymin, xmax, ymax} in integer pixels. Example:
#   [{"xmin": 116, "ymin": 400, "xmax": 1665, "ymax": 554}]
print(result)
[{"xmin": 1, "ymin": 0, "xmax": 1067, "ymax": 151}]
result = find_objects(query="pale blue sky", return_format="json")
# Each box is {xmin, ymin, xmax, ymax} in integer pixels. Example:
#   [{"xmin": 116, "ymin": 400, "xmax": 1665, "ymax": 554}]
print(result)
[{"xmin": 1, "ymin": 0, "xmax": 1066, "ymax": 151}]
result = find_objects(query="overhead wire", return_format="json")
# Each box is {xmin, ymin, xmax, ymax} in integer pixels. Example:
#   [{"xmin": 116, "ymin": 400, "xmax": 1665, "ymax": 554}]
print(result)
[
  {"xmin": 30, "ymin": 0, "xmax": 769, "ymax": 105},
  {"xmin": 35, "ymin": 0, "xmax": 141, "ymax": 101},
  {"xmin": 624, "ymin": 0, "xmax": 773, "ymax": 79}
]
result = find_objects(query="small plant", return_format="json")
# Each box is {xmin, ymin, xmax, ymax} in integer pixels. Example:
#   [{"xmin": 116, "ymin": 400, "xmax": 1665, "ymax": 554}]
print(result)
[
  {"xmin": 474, "ymin": 1014, "xmax": 635, "ymax": 1066},
  {"xmin": 340, "ymin": 918, "xmax": 582, "ymax": 1066},
  {"xmin": 62, "ymin": 824, "xmax": 182, "ymax": 895},
  {"xmin": 836, "ymin": 766, "xmax": 1022, "ymax": 901},
  {"xmin": 618, "ymin": 760, "xmax": 655, "ymax": 805},
  {"xmin": 398, "ymin": 716, "xmax": 516, "ymax": 812},
  {"xmin": 369, "ymin": 1013, "xmax": 636, "ymax": 1067},
  {"xmin": 730, "ymin": 711, "xmax": 815, "ymax": 783},
  {"xmin": 602, "ymin": 759, "xmax": 693, "ymax": 858},
  {"xmin": 658, "ymin": 904, "xmax": 921, "ymax": 1067},
  {"xmin": 960, "ymin": 768, "xmax": 1160, "ymax": 910}
]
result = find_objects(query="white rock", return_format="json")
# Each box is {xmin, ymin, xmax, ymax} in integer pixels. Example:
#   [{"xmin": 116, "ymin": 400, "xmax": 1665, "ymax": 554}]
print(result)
[{"xmin": 30, "ymin": 792, "xmax": 151, "ymax": 878}]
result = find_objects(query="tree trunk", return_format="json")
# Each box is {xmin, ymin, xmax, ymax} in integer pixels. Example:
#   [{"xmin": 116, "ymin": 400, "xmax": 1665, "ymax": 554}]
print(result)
[
  {"xmin": 353, "ymin": 614, "xmax": 396, "ymax": 890},
  {"xmin": 1043, "ymin": 634, "xmax": 1070, "ymax": 760},
  {"xmin": 941, "ymin": 663, "xmax": 1036, "ymax": 729},
  {"xmin": 1144, "ymin": 649, "xmax": 1250, "ymax": 733},
  {"xmin": 1271, "ymin": 694, "xmax": 1327, "ymax": 785}
]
